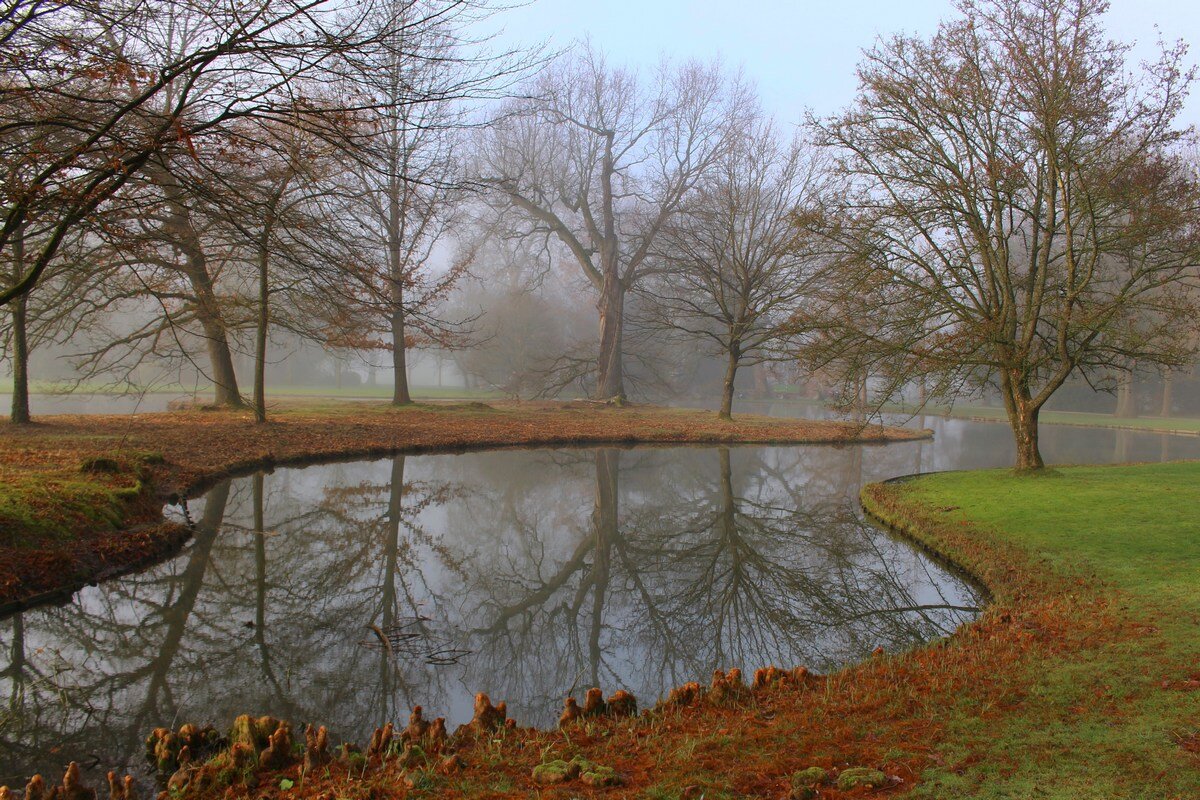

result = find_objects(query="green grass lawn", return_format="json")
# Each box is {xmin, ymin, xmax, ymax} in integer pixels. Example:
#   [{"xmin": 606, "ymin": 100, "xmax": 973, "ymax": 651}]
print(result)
[{"xmin": 879, "ymin": 463, "xmax": 1200, "ymax": 798}]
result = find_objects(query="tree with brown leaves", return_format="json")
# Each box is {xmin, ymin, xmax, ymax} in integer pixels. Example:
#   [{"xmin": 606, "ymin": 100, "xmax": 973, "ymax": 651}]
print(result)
[{"xmin": 810, "ymin": 0, "xmax": 1200, "ymax": 469}]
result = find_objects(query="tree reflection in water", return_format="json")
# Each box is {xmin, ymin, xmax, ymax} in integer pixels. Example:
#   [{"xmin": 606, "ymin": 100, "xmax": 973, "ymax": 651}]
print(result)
[{"xmin": 0, "ymin": 446, "xmax": 981, "ymax": 785}]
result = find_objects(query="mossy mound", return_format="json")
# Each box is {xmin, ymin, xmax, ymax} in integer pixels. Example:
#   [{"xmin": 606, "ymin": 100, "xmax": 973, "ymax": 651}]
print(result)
[
  {"xmin": 837, "ymin": 767, "xmax": 886, "ymax": 791},
  {"xmin": 531, "ymin": 759, "xmax": 578, "ymax": 784},
  {"xmin": 790, "ymin": 766, "xmax": 829, "ymax": 798}
]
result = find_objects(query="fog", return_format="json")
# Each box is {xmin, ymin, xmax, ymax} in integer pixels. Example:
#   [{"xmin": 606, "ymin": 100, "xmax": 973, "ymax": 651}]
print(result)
[{"xmin": 1, "ymin": 0, "xmax": 1198, "ymax": 463}]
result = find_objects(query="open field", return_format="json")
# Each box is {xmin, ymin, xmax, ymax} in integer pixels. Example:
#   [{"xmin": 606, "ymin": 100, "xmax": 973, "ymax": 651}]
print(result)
[{"xmin": 0, "ymin": 400, "xmax": 920, "ymax": 611}]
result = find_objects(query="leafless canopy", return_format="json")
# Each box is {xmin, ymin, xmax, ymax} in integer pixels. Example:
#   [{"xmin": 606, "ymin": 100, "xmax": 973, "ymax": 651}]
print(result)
[
  {"xmin": 476, "ymin": 45, "xmax": 751, "ymax": 399},
  {"xmin": 0, "ymin": 0, "xmax": 480, "ymax": 308},
  {"xmin": 640, "ymin": 116, "xmax": 828, "ymax": 418}
]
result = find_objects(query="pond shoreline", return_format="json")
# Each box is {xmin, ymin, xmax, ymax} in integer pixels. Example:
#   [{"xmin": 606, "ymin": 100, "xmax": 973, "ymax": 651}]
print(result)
[
  {"xmin": 9, "ymin": 464, "xmax": 1077, "ymax": 800},
  {"xmin": 0, "ymin": 400, "xmax": 926, "ymax": 612},
  {"xmin": 859, "ymin": 465, "xmax": 1200, "ymax": 797},
  {"xmin": 6, "ymin": 411, "xmax": 1196, "ymax": 796}
]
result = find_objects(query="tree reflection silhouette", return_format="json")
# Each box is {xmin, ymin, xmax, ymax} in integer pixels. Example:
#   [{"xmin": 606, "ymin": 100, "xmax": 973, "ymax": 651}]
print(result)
[{"xmin": 0, "ymin": 447, "xmax": 980, "ymax": 784}]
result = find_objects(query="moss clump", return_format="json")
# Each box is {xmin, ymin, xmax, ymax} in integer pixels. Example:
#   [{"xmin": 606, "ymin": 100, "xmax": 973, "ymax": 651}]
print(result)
[
  {"xmin": 228, "ymin": 715, "xmax": 280, "ymax": 754},
  {"xmin": 80, "ymin": 456, "xmax": 123, "ymax": 474},
  {"xmin": 837, "ymin": 767, "xmax": 886, "ymax": 791},
  {"xmin": 790, "ymin": 766, "xmax": 829, "ymax": 798},
  {"xmin": 579, "ymin": 764, "xmax": 620, "ymax": 787},
  {"xmin": 531, "ymin": 760, "xmax": 579, "ymax": 785},
  {"xmin": 0, "ymin": 452, "xmax": 163, "ymax": 549}
]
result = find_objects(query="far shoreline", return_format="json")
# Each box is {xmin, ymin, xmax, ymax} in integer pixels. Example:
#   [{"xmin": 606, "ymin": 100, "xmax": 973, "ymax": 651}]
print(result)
[{"xmin": 0, "ymin": 400, "xmax": 926, "ymax": 613}]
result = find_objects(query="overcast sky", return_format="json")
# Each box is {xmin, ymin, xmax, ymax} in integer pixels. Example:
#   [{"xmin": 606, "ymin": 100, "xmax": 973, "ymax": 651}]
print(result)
[{"xmin": 492, "ymin": 0, "xmax": 1200, "ymax": 126}]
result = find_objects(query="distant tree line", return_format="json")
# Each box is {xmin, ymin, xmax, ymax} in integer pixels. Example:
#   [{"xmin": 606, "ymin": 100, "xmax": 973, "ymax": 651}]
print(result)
[{"xmin": 2, "ymin": 0, "xmax": 1198, "ymax": 470}]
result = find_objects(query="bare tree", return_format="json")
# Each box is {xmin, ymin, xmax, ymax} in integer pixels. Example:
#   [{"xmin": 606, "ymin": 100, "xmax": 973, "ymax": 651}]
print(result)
[
  {"xmin": 342, "ymin": 5, "xmax": 468, "ymax": 405},
  {"xmin": 0, "ymin": 0, "xmax": 415, "ymax": 309},
  {"xmin": 323, "ymin": 0, "xmax": 537, "ymax": 405},
  {"xmin": 640, "ymin": 118, "xmax": 826, "ymax": 419},
  {"xmin": 12, "ymin": 1, "xmax": 527, "ymax": 410},
  {"xmin": 216, "ymin": 112, "xmax": 368, "ymax": 422},
  {"xmin": 0, "ymin": 211, "xmax": 128, "ymax": 423},
  {"xmin": 478, "ymin": 46, "xmax": 749, "ymax": 400},
  {"xmin": 809, "ymin": 0, "xmax": 1200, "ymax": 469}
]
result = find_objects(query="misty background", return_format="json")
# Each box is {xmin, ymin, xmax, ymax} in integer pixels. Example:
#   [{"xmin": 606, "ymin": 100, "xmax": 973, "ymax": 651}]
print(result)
[{"xmin": 3, "ymin": 0, "xmax": 1199, "ymax": 421}]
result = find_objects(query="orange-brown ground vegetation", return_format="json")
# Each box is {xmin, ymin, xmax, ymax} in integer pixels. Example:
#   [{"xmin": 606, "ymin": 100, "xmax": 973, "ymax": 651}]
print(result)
[{"xmin": 0, "ymin": 400, "xmax": 922, "ymax": 612}]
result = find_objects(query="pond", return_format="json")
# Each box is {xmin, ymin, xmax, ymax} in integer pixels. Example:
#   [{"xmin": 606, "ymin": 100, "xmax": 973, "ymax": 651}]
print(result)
[{"xmin": 2, "ymin": 415, "xmax": 1198, "ymax": 785}]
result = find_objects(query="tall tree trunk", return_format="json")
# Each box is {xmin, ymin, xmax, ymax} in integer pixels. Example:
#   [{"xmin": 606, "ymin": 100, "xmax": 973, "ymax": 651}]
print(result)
[
  {"xmin": 387, "ymin": 179, "xmax": 412, "ymax": 406},
  {"xmin": 1115, "ymin": 373, "xmax": 1138, "ymax": 418},
  {"xmin": 719, "ymin": 344, "xmax": 740, "ymax": 420},
  {"xmin": 160, "ymin": 170, "xmax": 243, "ymax": 408},
  {"xmin": 1001, "ymin": 371, "xmax": 1044, "ymax": 471},
  {"xmin": 9, "ymin": 226, "xmax": 30, "ymax": 424},
  {"xmin": 1160, "ymin": 374, "xmax": 1173, "ymax": 418},
  {"xmin": 596, "ymin": 277, "xmax": 624, "ymax": 401},
  {"xmin": 254, "ymin": 241, "xmax": 269, "ymax": 424},
  {"xmin": 595, "ymin": 130, "xmax": 625, "ymax": 403},
  {"xmin": 391, "ymin": 308, "xmax": 411, "ymax": 405},
  {"xmin": 200, "ymin": 308, "xmax": 243, "ymax": 407}
]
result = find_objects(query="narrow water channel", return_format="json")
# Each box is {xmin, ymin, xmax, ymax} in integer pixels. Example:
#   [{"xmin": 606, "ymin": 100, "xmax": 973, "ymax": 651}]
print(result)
[{"xmin": 1, "ymin": 415, "xmax": 1196, "ymax": 785}]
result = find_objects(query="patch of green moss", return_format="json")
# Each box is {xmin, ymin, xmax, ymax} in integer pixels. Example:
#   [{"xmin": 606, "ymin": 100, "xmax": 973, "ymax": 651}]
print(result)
[
  {"xmin": 0, "ymin": 452, "xmax": 164, "ymax": 549},
  {"xmin": 531, "ymin": 759, "xmax": 579, "ymax": 784},
  {"xmin": 580, "ymin": 764, "xmax": 620, "ymax": 787},
  {"xmin": 836, "ymin": 767, "xmax": 886, "ymax": 791},
  {"xmin": 790, "ymin": 766, "xmax": 829, "ymax": 797}
]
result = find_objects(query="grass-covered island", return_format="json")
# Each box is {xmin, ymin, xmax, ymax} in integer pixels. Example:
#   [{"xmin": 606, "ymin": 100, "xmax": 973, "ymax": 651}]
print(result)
[{"xmin": 0, "ymin": 400, "xmax": 922, "ymax": 611}]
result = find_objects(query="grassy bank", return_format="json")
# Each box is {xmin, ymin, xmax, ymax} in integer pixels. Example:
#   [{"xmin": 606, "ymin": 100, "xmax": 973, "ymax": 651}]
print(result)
[
  {"xmin": 0, "ymin": 400, "xmax": 920, "ymax": 610},
  {"xmin": 864, "ymin": 462, "xmax": 1200, "ymax": 798}
]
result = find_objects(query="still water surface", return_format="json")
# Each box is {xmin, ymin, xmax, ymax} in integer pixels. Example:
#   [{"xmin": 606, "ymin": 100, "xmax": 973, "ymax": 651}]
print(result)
[{"xmin": 1, "ymin": 413, "xmax": 1197, "ymax": 784}]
